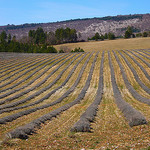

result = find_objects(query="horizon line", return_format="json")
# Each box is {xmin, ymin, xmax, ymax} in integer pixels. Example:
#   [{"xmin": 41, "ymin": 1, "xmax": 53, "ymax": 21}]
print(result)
[{"xmin": 0, "ymin": 12, "xmax": 149, "ymax": 27}]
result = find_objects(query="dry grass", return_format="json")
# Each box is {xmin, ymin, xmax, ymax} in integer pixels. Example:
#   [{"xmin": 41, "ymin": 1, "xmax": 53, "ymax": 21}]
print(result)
[
  {"xmin": 54, "ymin": 37, "xmax": 150, "ymax": 52},
  {"xmin": 0, "ymin": 48, "xmax": 150, "ymax": 149}
]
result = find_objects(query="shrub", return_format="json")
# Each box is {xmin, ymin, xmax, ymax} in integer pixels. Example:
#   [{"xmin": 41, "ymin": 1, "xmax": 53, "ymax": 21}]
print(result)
[
  {"xmin": 108, "ymin": 32, "xmax": 115, "ymax": 40},
  {"xmin": 47, "ymin": 46, "xmax": 57, "ymax": 53},
  {"xmin": 59, "ymin": 49, "xmax": 65, "ymax": 53},
  {"xmin": 71, "ymin": 47, "xmax": 84, "ymax": 52},
  {"xmin": 142, "ymin": 32, "xmax": 148, "ymax": 37}
]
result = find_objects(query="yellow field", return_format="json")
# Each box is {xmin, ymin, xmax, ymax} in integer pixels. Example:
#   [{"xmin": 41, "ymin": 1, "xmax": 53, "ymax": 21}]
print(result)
[{"xmin": 54, "ymin": 37, "xmax": 150, "ymax": 52}]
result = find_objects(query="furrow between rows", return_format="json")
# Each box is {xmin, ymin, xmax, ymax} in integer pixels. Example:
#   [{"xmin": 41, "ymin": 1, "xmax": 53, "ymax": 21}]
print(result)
[
  {"xmin": 113, "ymin": 51, "xmax": 150, "ymax": 105},
  {"xmin": 108, "ymin": 51, "xmax": 147, "ymax": 127},
  {"xmin": 0, "ymin": 53, "xmax": 88, "ymax": 113},
  {"xmin": 0, "ymin": 54, "xmax": 65, "ymax": 97},
  {"xmin": 4, "ymin": 52, "xmax": 97, "ymax": 139},
  {"xmin": 0, "ymin": 54, "xmax": 48, "ymax": 77},
  {"xmin": 127, "ymin": 50, "xmax": 150, "ymax": 68},
  {"xmin": 0, "ymin": 53, "xmax": 76, "ymax": 108},
  {"xmin": 0, "ymin": 54, "xmax": 66, "ymax": 92},
  {"xmin": 0, "ymin": 54, "xmax": 39, "ymax": 71},
  {"xmin": 71, "ymin": 51, "xmax": 104, "ymax": 132},
  {"xmin": 137, "ymin": 50, "xmax": 150, "ymax": 56},
  {"xmin": 0, "ymin": 53, "xmax": 71, "ymax": 104},
  {"xmin": 0, "ymin": 54, "xmax": 55, "ymax": 84},
  {"xmin": 132, "ymin": 50, "xmax": 150, "ymax": 61},
  {"xmin": 0, "ymin": 52, "xmax": 93, "ymax": 125},
  {"xmin": 122, "ymin": 51, "xmax": 150, "ymax": 81},
  {"xmin": 118, "ymin": 51, "xmax": 150, "ymax": 94}
]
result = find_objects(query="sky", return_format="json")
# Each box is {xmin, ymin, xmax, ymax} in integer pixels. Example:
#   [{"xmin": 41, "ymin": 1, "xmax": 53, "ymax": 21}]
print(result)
[{"xmin": 0, "ymin": 0, "xmax": 150, "ymax": 26}]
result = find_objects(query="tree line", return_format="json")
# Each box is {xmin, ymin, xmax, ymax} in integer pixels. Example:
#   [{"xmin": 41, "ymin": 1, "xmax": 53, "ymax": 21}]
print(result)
[
  {"xmin": 123, "ymin": 26, "xmax": 150, "ymax": 38},
  {"xmin": 28, "ymin": 27, "xmax": 78, "ymax": 45},
  {"xmin": 88, "ymin": 32, "xmax": 115, "ymax": 41},
  {"xmin": 0, "ymin": 30, "xmax": 57, "ymax": 53},
  {"xmin": 88, "ymin": 26, "xmax": 150, "ymax": 41},
  {"xmin": 0, "ymin": 27, "xmax": 79, "ymax": 53},
  {"xmin": 1, "ymin": 25, "xmax": 150, "ymax": 53}
]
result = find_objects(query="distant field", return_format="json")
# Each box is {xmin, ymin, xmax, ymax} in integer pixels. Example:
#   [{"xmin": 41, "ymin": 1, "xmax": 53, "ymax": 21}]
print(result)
[
  {"xmin": 0, "ymin": 49, "xmax": 150, "ymax": 149},
  {"xmin": 54, "ymin": 37, "xmax": 150, "ymax": 51}
]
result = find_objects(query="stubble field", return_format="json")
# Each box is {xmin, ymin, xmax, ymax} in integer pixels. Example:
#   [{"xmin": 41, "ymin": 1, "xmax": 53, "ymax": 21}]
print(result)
[{"xmin": 54, "ymin": 37, "xmax": 150, "ymax": 52}]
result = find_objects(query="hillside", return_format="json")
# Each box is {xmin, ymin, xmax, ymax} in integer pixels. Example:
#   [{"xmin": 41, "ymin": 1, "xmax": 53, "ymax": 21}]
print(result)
[{"xmin": 0, "ymin": 14, "xmax": 150, "ymax": 40}]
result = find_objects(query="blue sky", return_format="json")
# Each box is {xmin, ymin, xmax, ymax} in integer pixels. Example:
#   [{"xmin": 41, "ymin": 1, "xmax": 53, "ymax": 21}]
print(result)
[{"xmin": 0, "ymin": 0, "xmax": 150, "ymax": 26}]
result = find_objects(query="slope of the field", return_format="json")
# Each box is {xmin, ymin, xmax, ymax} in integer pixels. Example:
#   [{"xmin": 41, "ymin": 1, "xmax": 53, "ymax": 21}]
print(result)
[
  {"xmin": 54, "ymin": 37, "xmax": 150, "ymax": 52},
  {"xmin": 0, "ymin": 49, "xmax": 150, "ymax": 149}
]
